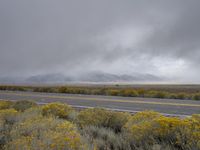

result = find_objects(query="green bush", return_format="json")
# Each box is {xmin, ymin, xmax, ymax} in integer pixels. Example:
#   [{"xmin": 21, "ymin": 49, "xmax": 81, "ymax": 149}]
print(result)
[
  {"xmin": 42, "ymin": 102, "xmax": 73, "ymax": 119},
  {"xmin": 13, "ymin": 100, "xmax": 37, "ymax": 112}
]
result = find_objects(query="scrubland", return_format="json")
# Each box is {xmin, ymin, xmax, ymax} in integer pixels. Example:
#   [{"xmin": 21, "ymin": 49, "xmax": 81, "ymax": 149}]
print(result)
[
  {"xmin": 0, "ymin": 100, "xmax": 200, "ymax": 150},
  {"xmin": 1, "ymin": 84, "xmax": 200, "ymax": 100}
]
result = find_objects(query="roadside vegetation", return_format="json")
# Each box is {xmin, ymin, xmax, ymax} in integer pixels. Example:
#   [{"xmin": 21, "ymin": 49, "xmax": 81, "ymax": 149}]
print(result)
[
  {"xmin": 0, "ymin": 100, "xmax": 200, "ymax": 150},
  {"xmin": 1, "ymin": 85, "xmax": 200, "ymax": 100}
]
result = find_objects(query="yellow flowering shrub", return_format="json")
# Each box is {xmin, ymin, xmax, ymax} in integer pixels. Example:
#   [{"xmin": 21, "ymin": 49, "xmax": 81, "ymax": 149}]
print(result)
[
  {"xmin": 184, "ymin": 115, "xmax": 200, "ymax": 148},
  {"xmin": 1, "ymin": 100, "xmax": 200, "ymax": 150},
  {"xmin": 5, "ymin": 116, "xmax": 84, "ymax": 150},
  {"xmin": 41, "ymin": 102, "xmax": 73, "ymax": 119},
  {"xmin": 123, "ymin": 111, "xmax": 161, "ymax": 144},
  {"xmin": 0, "ymin": 101, "xmax": 14, "ymax": 110},
  {"xmin": 78, "ymin": 108, "xmax": 131, "ymax": 132},
  {"xmin": 124, "ymin": 111, "xmax": 200, "ymax": 149},
  {"xmin": 46, "ymin": 122, "xmax": 82, "ymax": 150},
  {"xmin": 124, "ymin": 111, "xmax": 161, "ymax": 127}
]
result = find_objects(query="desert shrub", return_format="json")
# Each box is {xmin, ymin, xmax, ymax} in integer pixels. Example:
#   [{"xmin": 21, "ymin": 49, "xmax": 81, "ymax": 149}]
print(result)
[
  {"xmin": 124, "ymin": 111, "xmax": 161, "ymax": 127},
  {"xmin": 58, "ymin": 86, "xmax": 68, "ymax": 93},
  {"xmin": 98, "ymin": 88, "xmax": 107, "ymax": 95},
  {"xmin": 176, "ymin": 93, "xmax": 188, "ymax": 99},
  {"xmin": 33, "ymin": 87, "xmax": 55, "ymax": 93},
  {"xmin": 5, "ymin": 116, "xmax": 83, "ymax": 150},
  {"xmin": 2, "ymin": 85, "xmax": 200, "ymax": 100},
  {"xmin": 146, "ymin": 90, "xmax": 158, "ymax": 98},
  {"xmin": 192, "ymin": 93, "xmax": 200, "ymax": 100},
  {"xmin": 137, "ymin": 89, "xmax": 145, "ymax": 97},
  {"xmin": 58, "ymin": 87, "xmax": 88, "ymax": 94},
  {"xmin": 153, "ymin": 91, "xmax": 168, "ymax": 98},
  {"xmin": 81, "ymin": 126, "xmax": 129, "ymax": 150},
  {"xmin": 124, "ymin": 111, "xmax": 200, "ymax": 150},
  {"xmin": 78, "ymin": 108, "xmax": 130, "ymax": 132},
  {"xmin": 0, "ymin": 86, "xmax": 26, "ymax": 91},
  {"xmin": 13, "ymin": 100, "xmax": 37, "ymax": 112},
  {"xmin": 91, "ymin": 89, "xmax": 103, "ymax": 95},
  {"xmin": 67, "ymin": 110, "xmax": 79, "ymax": 123},
  {"xmin": 75, "ymin": 88, "xmax": 87, "ymax": 94},
  {"xmin": 77, "ymin": 108, "xmax": 110, "ymax": 128},
  {"xmin": 183, "ymin": 114, "xmax": 200, "ymax": 149},
  {"xmin": 120, "ymin": 89, "xmax": 139, "ymax": 97},
  {"xmin": 106, "ymin": 111, "xmax": 131, "ymax": 132},
  {"xmin": 42, "ymin": 102, "xmax": 73, "ymax": 119},
  {"xmin": 151, "ymin": 116, "xmax": 200, "ymax": 149},
  {"xmin": 123, "ymin": 111, "xmax": 162, "ymax": 148},
  {"xmin": 0, "ymin": 109, "xmax": 18, "ymax": 149},
  {"xmin": 169, "ymin": 93, "xmax": 177, "ymax": 99},
  {"xmin": 106, "ymin": 90, "xmax": 120, "ymax": 96},
  {"xmin": 0, "ymin": 101, "xmax": 14, "ymax": 110},
  {"xmin": 0, "ymin": 109, "xmax": 18, "ymax": 124},
  {"xmin": 15, "ymin": 107, "xmax": 42, "ymax": 123}
]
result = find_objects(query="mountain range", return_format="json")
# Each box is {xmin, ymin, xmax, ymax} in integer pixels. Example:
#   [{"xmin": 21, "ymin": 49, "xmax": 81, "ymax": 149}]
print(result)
[{"xmin": 0, "ymin": 72, "xmax": 163, "ymax": 84}]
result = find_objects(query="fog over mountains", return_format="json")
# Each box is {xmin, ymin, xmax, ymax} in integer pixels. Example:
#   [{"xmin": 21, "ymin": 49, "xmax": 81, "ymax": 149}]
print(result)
[
  {"xmin": 0, "ymin": 72, "xmax": 163, "ymax": 84},
  {"xmin": 1, "ymin": 1, "xmax": 200, "ymax": 83}
]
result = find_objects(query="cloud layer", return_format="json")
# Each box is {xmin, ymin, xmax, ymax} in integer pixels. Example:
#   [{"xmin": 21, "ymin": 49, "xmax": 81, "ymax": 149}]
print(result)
[{"xmin": 0, "ymin": 0, "xmax": 200, "ymax": 83}]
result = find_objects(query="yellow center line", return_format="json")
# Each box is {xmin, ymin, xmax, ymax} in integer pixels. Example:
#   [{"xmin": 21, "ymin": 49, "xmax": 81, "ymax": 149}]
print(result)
[{"xmin": 0, "ymin": 92, "xmax": 200, "ymax": 107}]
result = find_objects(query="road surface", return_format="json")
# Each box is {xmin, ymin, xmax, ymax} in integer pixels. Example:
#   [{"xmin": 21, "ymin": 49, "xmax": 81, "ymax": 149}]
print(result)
[{"xmin": 0, "ymin": 90, "xmax": 200, "ymax": 117}]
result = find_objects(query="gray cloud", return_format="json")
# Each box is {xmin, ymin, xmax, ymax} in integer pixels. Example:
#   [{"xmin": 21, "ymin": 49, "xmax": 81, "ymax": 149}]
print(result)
[{"xmin": 0, "ymin": 0, "xmax": 200, "ymax": 83}]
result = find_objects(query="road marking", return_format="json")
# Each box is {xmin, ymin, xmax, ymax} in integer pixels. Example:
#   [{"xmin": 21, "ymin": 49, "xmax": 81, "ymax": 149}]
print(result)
[{"xmin": 0, "ymin": 92, "xmax": 200, "ymax": 107}]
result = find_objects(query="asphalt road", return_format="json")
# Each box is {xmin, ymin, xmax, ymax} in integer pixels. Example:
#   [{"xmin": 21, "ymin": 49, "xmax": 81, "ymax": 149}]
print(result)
[{"xmin": 0, "ymin": 90, "xmax": 200, "ymax": 117}]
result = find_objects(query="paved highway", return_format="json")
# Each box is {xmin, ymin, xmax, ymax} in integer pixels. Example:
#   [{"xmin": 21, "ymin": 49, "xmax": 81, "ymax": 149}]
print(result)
[{"xmin": 0, "ymin": 91, "xmax": 200, "ymax": 117}]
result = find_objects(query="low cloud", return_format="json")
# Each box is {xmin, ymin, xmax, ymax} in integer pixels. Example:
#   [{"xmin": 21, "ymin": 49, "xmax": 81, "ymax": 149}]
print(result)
[{"xmin": 0, "ymin": 0, "xmax": 200, "ymax": 83}]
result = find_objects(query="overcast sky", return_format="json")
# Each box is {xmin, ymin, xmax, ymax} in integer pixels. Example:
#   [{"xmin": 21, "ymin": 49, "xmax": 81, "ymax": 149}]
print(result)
[{"xmin": 0, "ymin": 0, "xmax": 200, "ymax": 83}]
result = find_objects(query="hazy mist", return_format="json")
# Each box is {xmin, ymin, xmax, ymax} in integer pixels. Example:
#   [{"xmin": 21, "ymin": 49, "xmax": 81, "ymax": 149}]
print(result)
[{"xmin": 0, "ymin": 0, "xmax": 200, "ymax": 83}]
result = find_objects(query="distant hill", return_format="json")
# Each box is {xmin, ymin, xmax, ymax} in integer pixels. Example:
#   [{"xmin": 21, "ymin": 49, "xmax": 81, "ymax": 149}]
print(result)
[
  {"xmin": 74, "ymin": 72, "xmax": 162, "ymax": 82},
  {"xmin": 25, "ymin": 72, "xmax": 162, "ymax": 83},
  {"xmin": 27, "ymin": 73, "xmax": 73, "ymax": 83},
  {"xmin": 0, "ymin": 72, "xmax": 163, "ymax": 84}
]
